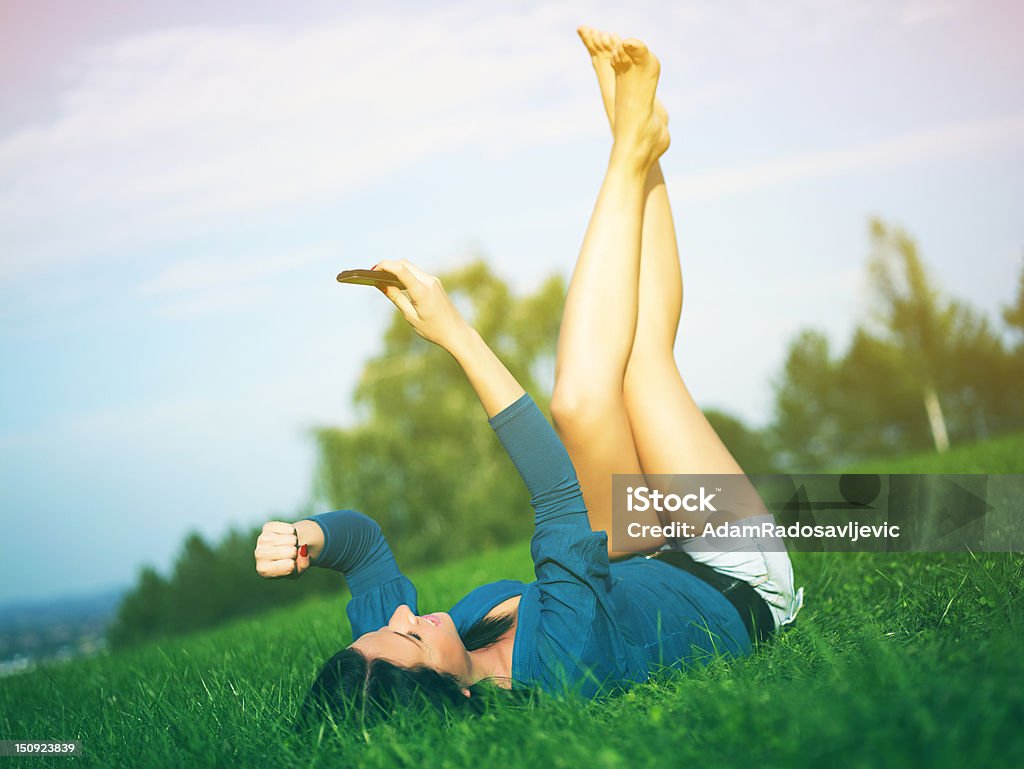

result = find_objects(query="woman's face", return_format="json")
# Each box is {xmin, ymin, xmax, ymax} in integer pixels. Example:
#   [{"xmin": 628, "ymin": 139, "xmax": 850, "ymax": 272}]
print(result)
[{"xmin": 349, "ymin": 604, "xmax": 473, "ymax": 685}]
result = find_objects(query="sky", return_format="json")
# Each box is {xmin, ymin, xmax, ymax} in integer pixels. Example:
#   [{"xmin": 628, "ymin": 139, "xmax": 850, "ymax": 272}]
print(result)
[{"xmin": 1, "ymin": 0, "xmax": 1021, "ymax": 605}]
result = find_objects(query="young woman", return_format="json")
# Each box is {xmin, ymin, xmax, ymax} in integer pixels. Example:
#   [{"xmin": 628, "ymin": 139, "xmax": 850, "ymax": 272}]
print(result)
[{"xmin": 254, "ymin": 28, "xmax": 803, "ymax": 723}]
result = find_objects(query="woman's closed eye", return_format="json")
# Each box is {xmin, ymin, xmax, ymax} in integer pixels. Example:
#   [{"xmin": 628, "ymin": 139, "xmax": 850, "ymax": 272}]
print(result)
[{"xmin": 388, "ymin": 629, "xmax": 423, "ymax": 644}]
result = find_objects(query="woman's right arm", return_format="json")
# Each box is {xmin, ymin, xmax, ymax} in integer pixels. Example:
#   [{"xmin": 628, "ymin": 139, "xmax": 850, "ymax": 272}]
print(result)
[
  {"xmin": 300, "ymin": 509, "xmax": 405, "ymax": 594},
  {"xmin": 255, "ymin": 510, "xmax": 418, "ymax": 638},
  {"xmin": 254, "ymin": 511, "xmax": 403, "ymax": 595}
]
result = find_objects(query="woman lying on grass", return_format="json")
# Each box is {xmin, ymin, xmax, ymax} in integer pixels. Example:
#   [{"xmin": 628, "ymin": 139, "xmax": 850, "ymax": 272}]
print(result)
[{"xmin": 254, "ymin": 27, "xmax": 803, "ymax": 724}]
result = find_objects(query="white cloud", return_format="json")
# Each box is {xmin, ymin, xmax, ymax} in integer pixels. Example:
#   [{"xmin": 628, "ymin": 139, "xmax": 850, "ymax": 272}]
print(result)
[
  {"xmin": 139, "ymin": 245, "xmax": 326, "ymax": 296},
  {"xmin": 3, "ymin": 0, "xmax": 977, "ymax": 287},
  {"xmin": 0, "ymin": 3, "xmax": 600, "ymax": 283},
  {"xmin": 0, "ymin": 336, "xmax": 363, "ymax": 458},
  {"xmin": 899, "ymin": 0, "xmax": 960, "ymax": 26},
  {"xmin": 155, "ymin": 283, "xmax": 275, "ymax": 318},
  {"xmin": 668, "ymin": 113, "xmax": 1024, "ymax": 201},
  {"xmin": 136, "ymin": 243, "xmax": 335, "ymax": 317}
]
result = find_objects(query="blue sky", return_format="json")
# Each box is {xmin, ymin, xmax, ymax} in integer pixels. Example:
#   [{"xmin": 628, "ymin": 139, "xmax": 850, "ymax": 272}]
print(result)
[{"xmin": 1, "ymin": 0, "xmax": 1021, "ymax": 604}]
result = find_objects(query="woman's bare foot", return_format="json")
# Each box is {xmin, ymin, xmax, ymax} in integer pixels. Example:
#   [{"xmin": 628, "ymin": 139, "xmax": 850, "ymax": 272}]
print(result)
[
  {"xmin": 608, "ymin": 38, "xmax": 669, "ymax": 170},
  {"xmin": 578, "ymin": 27, "xmax": 669, "ymax": 140},
  {"xmin": 577, "ymin": 26, "xmax": 619, "ymax": 128}
]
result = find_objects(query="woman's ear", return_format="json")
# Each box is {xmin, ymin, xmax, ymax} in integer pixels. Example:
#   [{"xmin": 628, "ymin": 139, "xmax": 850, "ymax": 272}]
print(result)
[{"xmin": 461, "ymin": 687, "xmax": 471, "ymax": 698}]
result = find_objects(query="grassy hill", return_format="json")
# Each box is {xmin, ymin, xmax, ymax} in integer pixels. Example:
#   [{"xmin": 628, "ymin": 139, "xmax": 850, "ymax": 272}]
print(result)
[
  {"xmin": 2, "ymin": 435, "xmax": 1023, "ymax": 768},
  {"xmin": 838, "ymin": 431, "xmax": 1024, "ymax": 473}
]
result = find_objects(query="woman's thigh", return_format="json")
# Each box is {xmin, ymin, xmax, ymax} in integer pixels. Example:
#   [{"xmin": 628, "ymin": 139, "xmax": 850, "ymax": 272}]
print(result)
[
  {"xmin": 623, "ymin": 354, "xmax": 746, "ymax": 477},
  {"xmin": 552, "ymin": 393, "xmax": 666, "ymax": 557}
]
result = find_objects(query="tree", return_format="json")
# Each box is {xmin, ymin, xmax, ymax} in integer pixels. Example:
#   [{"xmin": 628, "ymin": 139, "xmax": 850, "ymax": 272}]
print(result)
[
  {"xmin": 107, "ymin": 523, "xmax": 344, "ymax": 649},
  {"xmin": 833, "ymin": 326, "xmax": 932, "ymax": 458},
  {"xmin": 770, "ymin": 329, "xmax": 840, "ymax": 470},
  {"xmin": 769, "ymin": 218, "xmax": 1024, "ymax": 470},
  {"xmin": 1002, "ymin": 254, "xmax": 1024, "ymax": 342},
  {"xmin": 997, "ymin": 256, "xmax": 1024, "ymax": 426},
  {"xmin": 866, "ymin": 218, "xmax": 955, "ymax": 452},
  {"xmin": 108, "ymin": 566, "xmax": 168, "ymax": 648},
  {"xmin": 703, "ymin": 408, "xmax": 781, "ymax": 474}
]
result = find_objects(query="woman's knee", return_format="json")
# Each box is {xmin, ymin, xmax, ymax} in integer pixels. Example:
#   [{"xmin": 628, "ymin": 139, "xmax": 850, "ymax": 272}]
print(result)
[{"xmin": 550, "ymin": 383, "xmax": 618, "ymax": 435}]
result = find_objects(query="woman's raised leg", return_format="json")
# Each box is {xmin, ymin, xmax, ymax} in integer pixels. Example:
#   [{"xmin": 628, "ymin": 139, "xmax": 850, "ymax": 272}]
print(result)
[
  {"xmin": 577, "ymin": 27, "xmax": 746, "ymax": 480},
  {"xmin": 577, "ymin": 27, "xmax": 803, "ymax": 628},
  {"xmin": 550, "ymin": 36, "xmax": 669, "ymax": 556}
]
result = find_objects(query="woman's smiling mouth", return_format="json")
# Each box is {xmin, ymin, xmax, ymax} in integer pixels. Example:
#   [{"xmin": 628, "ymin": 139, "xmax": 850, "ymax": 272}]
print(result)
[{"xmin": 421, "ymin": 614, "xmax": 442, "ymax": 628}]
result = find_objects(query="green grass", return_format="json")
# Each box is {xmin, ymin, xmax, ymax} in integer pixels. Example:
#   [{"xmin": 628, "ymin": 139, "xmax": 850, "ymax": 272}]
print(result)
[
  {"xmin": 4, "ymin": 436, "xmax": 1024, "ymax": 768},
  {"xmin": 839, "ymin": 431, "xmax": 1024, "ymax": 473}
]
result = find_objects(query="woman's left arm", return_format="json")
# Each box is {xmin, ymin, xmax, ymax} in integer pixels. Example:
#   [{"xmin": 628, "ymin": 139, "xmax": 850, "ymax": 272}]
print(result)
[{"xmin": 370, "ymin": 259, "xmax": 525, "ymax": 418}]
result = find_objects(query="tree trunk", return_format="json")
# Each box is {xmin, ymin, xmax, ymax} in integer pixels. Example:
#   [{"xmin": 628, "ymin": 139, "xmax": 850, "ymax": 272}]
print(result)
[{"xmin": 923, "ymin": 383, "xmax": 950, "ymax": 453}]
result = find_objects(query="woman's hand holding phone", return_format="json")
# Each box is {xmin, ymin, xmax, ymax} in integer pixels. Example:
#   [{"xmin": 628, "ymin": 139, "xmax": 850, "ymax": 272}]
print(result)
[
  {"xmin": 370, "ymin": 259, "xmax": 473, "ymax": 353},
  {"xmin": 370, "ymin": 259, "xmax": 524, "ymax": 417}
]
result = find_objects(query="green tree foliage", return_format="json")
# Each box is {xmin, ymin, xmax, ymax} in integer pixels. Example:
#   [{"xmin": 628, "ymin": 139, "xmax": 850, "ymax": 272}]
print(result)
[
  {"xmin": 108, "ymin": 524, "xmax": 342, "ymax": 649},
  {"xmin": 771, "ymin": 327, "xmax": 931, "ymax": 470},
  {"xmin": 1002, "ymin": 254, "xmax": 1024, "ymax": 342},
  {"xmin": 108, "ymin": 566, "xmax": 167, "ymax": 647},
  {"xmin": 312, "ymin": 259, "xmax": 565, "ymax": 568},
  {"xmin": 867, "ymin": 217, "xmax": 961, "ymax": 451},
  {"xmin": 703, "ymin": 409, "xmax": 781, "ymax": 473},
  {"xmin": 770, "ymin": 219, "xmax": 1024, "ymax": 470},
  {"xmin": 771, "ymin": 330, "xmax": 839, "ymax": 470}
]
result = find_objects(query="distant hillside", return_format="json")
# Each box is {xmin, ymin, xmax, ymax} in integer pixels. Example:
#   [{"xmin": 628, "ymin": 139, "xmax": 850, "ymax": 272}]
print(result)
[{"xmin": 0, "ymin": 586, "xmax": 126, "ymax": 675}]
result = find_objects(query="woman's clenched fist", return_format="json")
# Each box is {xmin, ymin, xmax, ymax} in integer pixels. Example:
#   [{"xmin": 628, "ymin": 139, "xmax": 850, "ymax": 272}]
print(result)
[{"xmin": 254, "ymin": 521, "xmax": 312, "ymax": 579}]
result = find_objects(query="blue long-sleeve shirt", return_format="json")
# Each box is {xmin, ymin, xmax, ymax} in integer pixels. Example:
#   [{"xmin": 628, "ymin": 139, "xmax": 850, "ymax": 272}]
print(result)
[{"xmin": 305, "ymin": 392, "xmax": 750, "ymax": 698}]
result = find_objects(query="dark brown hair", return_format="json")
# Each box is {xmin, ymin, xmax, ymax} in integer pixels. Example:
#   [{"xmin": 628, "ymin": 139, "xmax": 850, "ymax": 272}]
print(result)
[{"xmin": 296, "ymin": 612, "xmax": 523, "ymax": 728}]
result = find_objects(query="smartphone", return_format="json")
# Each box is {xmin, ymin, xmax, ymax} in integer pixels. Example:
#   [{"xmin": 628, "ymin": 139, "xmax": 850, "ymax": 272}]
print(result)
[{"xmin": 336, "ymin": 268, "xmax": 406, "ymax": 289}]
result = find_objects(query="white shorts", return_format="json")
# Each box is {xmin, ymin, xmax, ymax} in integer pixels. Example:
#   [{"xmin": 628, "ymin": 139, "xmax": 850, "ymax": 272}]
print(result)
[{"xmin": 661, "ymin": 513, "xmax": 805, "ymax": 631}]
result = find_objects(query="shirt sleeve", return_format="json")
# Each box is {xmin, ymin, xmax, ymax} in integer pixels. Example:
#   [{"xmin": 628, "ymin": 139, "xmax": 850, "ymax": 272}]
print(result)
[
  {"xmin": 488, "ymin": 394, "xmax": 636, "ymax": 695},
  {"xmin": 303, "ymin": 509, "xmax": 418, "ymax": 639}
]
